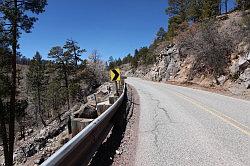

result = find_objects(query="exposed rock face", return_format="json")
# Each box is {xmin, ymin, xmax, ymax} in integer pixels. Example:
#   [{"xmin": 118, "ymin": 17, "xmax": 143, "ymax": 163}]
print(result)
[
  {"xmin": 125, "ymin": 11, "xmax": 250, "ymax": 94},
  {"xmin": 126, "ymin": 45, "xmax": 181, "ymax": 83},
  {"xmin": 126, "ymin": 43, "xmax": 249, "ymax": 92},
  {"xmin": 240, "ymin": 68, "xmax": 250, "ymax": 89}
]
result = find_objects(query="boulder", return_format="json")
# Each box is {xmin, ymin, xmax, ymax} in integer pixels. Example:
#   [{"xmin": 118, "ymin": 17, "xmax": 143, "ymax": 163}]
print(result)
[
  {"xmin": 78, "ymin": 105, "xmax": 97, "ymax": 119},
  {"xmin": 34, "ymin": 136, "xmax": 47, "ymax": 150},
  {"xmin": 230, "ymin": 53, "xmax": 238, "ymax": 60},
  {"xmin": 60, "ymin": 137, "xmax": 69, "ymax": 145},
  {"xmin": 34, "ymin": 156, "xmax": 45, "ymax": 165},
  {"xmin": 166, "ymin": 46, "xmax": 177, "ymax": 55},
  {"xmin": 217, "ymin": 75, "xmax": 227, "ymax": 85},
  {"xmin": 48, "ymin": 128, "xmax": 61, "ymax": 138},
  {"xmin": 245, "ymin": 80, "xmax": 250, "ymax": 89},
  {"xmin": 229, "ymin": 62, "xmax": 240, "ymax": 75},
  {"xmin": 24, "ymin": 144, "xmax": 37, "ymax": 157},
  {"xmin": 70, "ymin": 104, "xmax": 81, "ymax": 112},
  {"xmin": 217, "ymin": 14, "xmax": 229, "ymax": 20},
  {"xmin": 247, "ymin": 52, "xmax": 250, "ymax": 61},
  {"xmin": 239, "ymin": 68, "xmax": 250, "ymax": 89},
  {"xmin": 97, "ymin": 101, "xmax": 111, "ymax": 116},
  {"xmin": 239, "ymin": 54, "xmax": 250, "ymax": 69},
  {"xmin": 26, "ymin": 129, "xmax": 33, "ymax": 135}
]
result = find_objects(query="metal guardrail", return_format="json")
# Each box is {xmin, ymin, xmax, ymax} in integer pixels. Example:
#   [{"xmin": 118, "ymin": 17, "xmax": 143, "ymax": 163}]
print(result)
[{"xmin": 41, "ymin": 83, "xmax": 127, "ymax": 166}]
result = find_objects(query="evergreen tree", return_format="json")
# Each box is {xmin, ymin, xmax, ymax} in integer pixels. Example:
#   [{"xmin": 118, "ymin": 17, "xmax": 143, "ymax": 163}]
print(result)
[
  {"xmin": 188, "ymin": 0, "xmax": 203, "ymax": 22},
  {"xmin": 156, "ymin": 27, "xmax": 166, "ymax": 40},
  {"xmin": 131, "ymin": 49, "xmax": 139, "ymax": 68},
  {"xmin": 26, "ymin": 52, "xmax": 47, "ymax": 127},
  {"xmin": 0, "ymin": 1, "xmax": 47, "ymax": 165},
  {"xmin": 236, "ymin": 0, "xmax": 250, "ymax": 10},
  {"xmin": 63, "ymin": 40, "xmax": 86, "ymax": 103},
  {"xmin": 46, "ymin": 75, "xmax": 66, "ymax": 122},
  {"xmin": 166, "ymin": 15, "xmax": 184, "ymax": 39},
  {"xmin": 48, "ymin": 46, "xmax": 73, "ymax": 111},
  {"xmin": 63, "ymin": 39, "xmax": 86, "ymax": 67},
  {"xmin": 166, "ymin": 0, "xmax": 189, "ymax": 39},
  {"xmin": 202, "ymin": 0, "xmax": 221, "ymax": 19},
  {"xmin": 166, "ymin": 0, "xmax": 188, "ymax": 22},
  {"xmin": 122, "ymin": 54, "xmax": 133, "ymax": 64}
]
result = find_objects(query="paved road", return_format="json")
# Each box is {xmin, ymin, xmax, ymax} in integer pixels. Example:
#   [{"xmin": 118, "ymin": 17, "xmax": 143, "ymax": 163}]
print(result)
[{"xmin": 126, "ymin": 78, "xmax": 250, "ymax": 166}]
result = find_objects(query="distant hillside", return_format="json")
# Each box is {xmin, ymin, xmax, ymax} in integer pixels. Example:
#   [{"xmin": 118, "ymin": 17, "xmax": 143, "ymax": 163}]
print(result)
[{"xmin": 122, "ymin": 10, "xmax": 250, "ymax": 97}]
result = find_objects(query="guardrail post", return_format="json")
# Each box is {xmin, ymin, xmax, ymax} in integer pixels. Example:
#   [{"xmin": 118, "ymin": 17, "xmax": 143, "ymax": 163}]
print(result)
[
  {"xmin": 71, "ymin": 118, "xmax": 80, "ymax": 137},
  {"xmin": 109, "ymin": 96, "xmax": 119, "ymax": 104},
  {"xmin": 68, "ymin": 115, "xmax": 72, "ymax": 134},
  {"xmin": 115, "ymin": 81, "xmax": 119, "ymax": 96}
]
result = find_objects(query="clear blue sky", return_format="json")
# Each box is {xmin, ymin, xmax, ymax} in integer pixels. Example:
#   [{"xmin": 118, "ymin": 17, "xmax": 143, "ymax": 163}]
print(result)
[
  {"xmin": 19, "ymin": 0, "xmax": 168, "ymax": 60},
  {"xmin": 19, "ymin": 0, "xmax": 237, "ymax": 61}
]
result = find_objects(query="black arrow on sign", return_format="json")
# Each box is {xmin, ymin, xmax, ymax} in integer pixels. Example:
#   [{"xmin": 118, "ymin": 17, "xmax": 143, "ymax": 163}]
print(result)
[{"xmin": 112, "ymin": 69, "xmax": 119, "ymax": 81}]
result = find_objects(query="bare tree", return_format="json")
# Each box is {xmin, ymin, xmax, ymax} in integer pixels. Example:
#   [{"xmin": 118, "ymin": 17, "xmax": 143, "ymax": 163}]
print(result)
[
  {"xmin": 87, "ymin": 50, "xmax": 108, "ymax": 88},
  {"xmin": 177, "ymin": 19, "xmax": 233, "ymax": 84}
]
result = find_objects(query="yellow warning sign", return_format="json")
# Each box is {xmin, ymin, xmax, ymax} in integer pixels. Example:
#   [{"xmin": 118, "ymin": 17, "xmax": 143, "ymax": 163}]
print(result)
[{"xmin": 110, "ymin": 68, "xmax": 121, "ymax": 81}]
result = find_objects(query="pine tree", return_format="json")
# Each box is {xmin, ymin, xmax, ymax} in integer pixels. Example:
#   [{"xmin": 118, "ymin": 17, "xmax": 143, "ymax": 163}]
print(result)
[
  {"xmin": 166, "ymin": 0, "xmax": 189, "ymax": 39},
  {"xmin": 131, "ymin": 49, "xmax": 139, "ymax": 68},
  {"xmin": 46, "ymin": 75, "xmax": 66, "ymax": 122},
  {"xmin": 156, "ymin": 27, "xmax": 166, "ymax": 40},
  {"xmin": 202, "ymin": 0, "xmax": 221, "ymax": 19},
  {"xmin": 27, "ymin": 52, "xmax": 47, "ymax": 127},
  {"xmin": 63, "ymin": 39, "xmax": 86, "ymax": 67},
  {"xmin": 236, "ymin": 0, "xmax": 250, "ymax": 10},
  {"xmin": 188, "ymin": 0, "xmax": 203, "ymax": 22},
  {"xmin": 48, "ymin": 46, "xmax": 73, "ymax": 111},
  {"xmin": 166, "ymin": 0, "xmax": 188, "ymax": 22},
  {"xmin": 0, "ymin": 1, "xmax": 47, "ymax": 165},
  {"xmin": 122, "ymin": 54, "xmax": 133, "ymax": 64}
]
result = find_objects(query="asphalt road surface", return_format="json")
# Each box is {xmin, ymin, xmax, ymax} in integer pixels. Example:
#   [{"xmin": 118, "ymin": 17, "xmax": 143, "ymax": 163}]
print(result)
[{"xmin": 126, "ymin": 78, "xmax": 250, "ymax": 166}]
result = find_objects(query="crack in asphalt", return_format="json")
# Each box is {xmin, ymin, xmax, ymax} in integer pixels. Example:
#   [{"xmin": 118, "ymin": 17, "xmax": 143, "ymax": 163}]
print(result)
[
  {"xmin": 137, "ymin": 88, "xmax": 174, "ymax": 151},
  {"xmin": 138, "ymin": 88, "xmax": 173, "ymax": 122}
]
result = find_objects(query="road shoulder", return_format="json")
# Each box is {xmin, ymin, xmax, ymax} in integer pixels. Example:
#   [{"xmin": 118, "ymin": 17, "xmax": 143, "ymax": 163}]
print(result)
[{"xmin": 112, "ymin": 84, "xmax": 140, "ymax": 166}]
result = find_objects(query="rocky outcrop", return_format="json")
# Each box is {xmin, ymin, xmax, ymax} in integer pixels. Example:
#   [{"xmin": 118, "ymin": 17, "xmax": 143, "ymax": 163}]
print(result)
[
  {"xmin": 125, "ymin": 44, "xmax": 181, "ymax": 83},
  {"xmin": 126, "ymin": 42, "xmax": 249, "ymax": 93},
  {"xmin": 125, "ymin": 10, "xmax": 250, "ymax": 94},
  {"xmin": 240, "ymin": 68, "xmax": 250, "ymax": 89},
  {"xmin": 146, "ymin": 45, "xmax": 181, "ymax": 81},
  {"xmin": 229, "ymin": 51, "xmax": 250, "ymax": 88}
]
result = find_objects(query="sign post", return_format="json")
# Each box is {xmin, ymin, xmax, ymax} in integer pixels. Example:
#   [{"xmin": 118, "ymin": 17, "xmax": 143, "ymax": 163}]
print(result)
[
  {"xmin": 110, "ymin": 68, "xmax": 121, "ymax": 96},
  {"xmin": 115, "ymin": 81, "xmax": 119, "ymax": 96}
]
